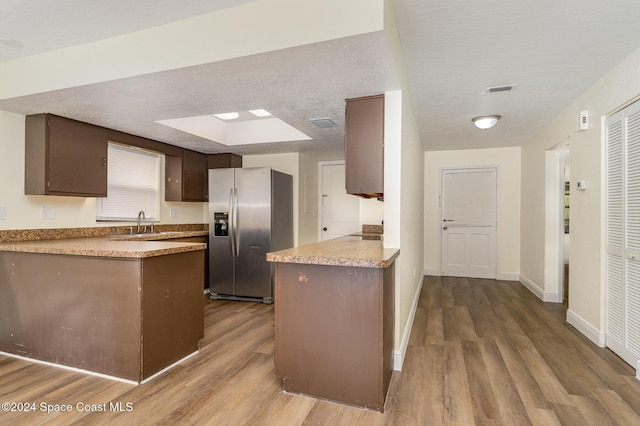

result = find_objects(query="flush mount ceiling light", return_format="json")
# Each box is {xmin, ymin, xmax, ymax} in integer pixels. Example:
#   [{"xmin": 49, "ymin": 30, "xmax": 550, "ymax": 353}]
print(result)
[
  {"xmin": 213, "ymin": 112, "xmax": 240, "ymax": 120},
  {"xmin": 472, "ymin": 115, "xmax": 501, "ymax": 130},
  {"xmin": 249, "ymin": 109, "xmax": 272, "ymax": 117}
]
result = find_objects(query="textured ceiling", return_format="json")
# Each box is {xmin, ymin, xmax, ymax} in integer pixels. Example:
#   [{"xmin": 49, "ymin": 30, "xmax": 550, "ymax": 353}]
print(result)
[
  {"xmin": 0, "ymin": 33, "xmax": 397, "ymax": 158},
  {"xmin": 1, "ymin": 0, "xmax": 640, "ymax": 155},
  {"xmin": 393, "ymin": 0, "xmax": 640, "ymax": 150},
  {"xmin": 0, "ymin": 0, "xmax": 253, "ymax": 61}
]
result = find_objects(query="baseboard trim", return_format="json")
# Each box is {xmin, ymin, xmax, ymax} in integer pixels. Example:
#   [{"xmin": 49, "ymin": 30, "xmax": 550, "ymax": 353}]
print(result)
[
  {"xmin": 544, "ymin": 292, "xmax": 563, "ymax": 303},
  {"xmin": 497, "ymin": 272, "xmax": 520, "ymax": 281},
  {"xmin": 423, "ymin": 268, "xmax": 440, "ymax": 276},
  {"xmin": 0, "ymin": 351, "xmax": 139, "ymax": 385},
  {"xmin": 566, "ymin": 309, "xmax": 605, "ymax": 347},
  {"xmin": 427, "ymin": 270, "xmax": 521, "ymax": 282},
  {"xmin": 394, "ymin": 274, "xmax": 424, "ymax": 371},
  {"xmin": 519, "ymin": 274, "xmax": 544, "ymax": 300},
  {"xmin": 518, "ymin": 274, "xmax": 563, "ymax": 303}
]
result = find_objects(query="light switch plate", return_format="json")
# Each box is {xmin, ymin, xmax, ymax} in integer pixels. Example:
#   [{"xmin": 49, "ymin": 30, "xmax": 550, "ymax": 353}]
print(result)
[
  {"xmin": 41, "ymin": 206, "xmax": 56, "ymax": 220},
  {"xmin": 0, "ymin": 206, "xmax": 5, "ymax": 220}
]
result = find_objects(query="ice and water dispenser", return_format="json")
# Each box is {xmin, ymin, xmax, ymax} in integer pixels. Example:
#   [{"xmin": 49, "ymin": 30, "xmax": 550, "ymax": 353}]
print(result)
[{"xmin": 213, "ymin": 212, "xmax": 229, "ymax": 237}]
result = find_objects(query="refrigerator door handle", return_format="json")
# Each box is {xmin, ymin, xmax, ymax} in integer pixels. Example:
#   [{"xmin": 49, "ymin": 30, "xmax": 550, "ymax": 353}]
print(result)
[
  {"xmin": 228, "ymin": 188, "xmax": 236, "ymax": 256},
  {"xmin": 233, "ymin": 188, "xmax": 239, "ymax": 257}
]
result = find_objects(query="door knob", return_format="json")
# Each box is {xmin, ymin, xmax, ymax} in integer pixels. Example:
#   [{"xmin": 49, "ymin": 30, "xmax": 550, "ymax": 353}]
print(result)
[{"xmin": 323, "ymin": 227, "xmax": 328, "ymax": 231}]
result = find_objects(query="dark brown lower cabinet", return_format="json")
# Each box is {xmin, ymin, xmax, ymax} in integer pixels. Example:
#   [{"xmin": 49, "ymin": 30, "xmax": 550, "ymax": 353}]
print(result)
[
  {"xmin": 274, "ymin": 262, "xmax": 395, "ymax": 412},
  {"xmin": 158, "ymin": 235, "xmax": 209, "ymax": 290},
  {"xmin": 0, "ymin": 250, "xmax": 204, "ymax": 382}
]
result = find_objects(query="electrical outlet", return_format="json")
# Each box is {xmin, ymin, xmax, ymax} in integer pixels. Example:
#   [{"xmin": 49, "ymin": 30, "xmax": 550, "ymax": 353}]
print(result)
[
  {"xmin": 41, "ymin": 206, "xmax": 56, "ymax": 220},
  {"xmin": 0, "ymin": 206, "xmax": 5, "ymax": 220},
  {"xmin": 170, "ymin": 208, "xmax": 177, "ymax": 218}
]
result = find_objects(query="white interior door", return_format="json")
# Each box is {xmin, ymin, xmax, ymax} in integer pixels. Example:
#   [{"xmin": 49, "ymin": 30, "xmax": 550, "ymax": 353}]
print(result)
[
  {"xmin": 319, "ymin": 162, "xmax": 360, "ymax": 241},
  {"xmin": 441, "ymin": 168, "xmax": 497, "ymax": 279}
]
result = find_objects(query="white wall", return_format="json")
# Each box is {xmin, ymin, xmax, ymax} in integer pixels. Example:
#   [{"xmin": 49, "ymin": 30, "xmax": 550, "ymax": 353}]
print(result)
[
  {"xmin": 395, "ymin": 89, "xmax": 425, "ymax": 365},
  {"xmin": 383, "ymin": 88, "xmax": 425, "ymax": 370},
  {"xmin": 424, "ymin": 147, "xmax": 521, "ymax": 279},
  {"xmin": 0, "ymin": 0, "xmax": 384, "ymax": 100},
  {"xmin": 381, "ymin": 0, "xmax": 425, "ymax": 371},
  {"xmin": 0, "ymin": 110, "xmax": 205, "ymax": 231},
  {"xmin": 521, "ymin": 46, "xmax": 640, "ymax": 344},
  {"xmin": 360, "ymin": 198, "xmax": 384, "ymax": 227}
]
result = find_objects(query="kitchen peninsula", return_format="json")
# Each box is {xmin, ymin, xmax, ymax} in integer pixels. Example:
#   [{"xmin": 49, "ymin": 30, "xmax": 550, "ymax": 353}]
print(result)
[
  {"xmin": 0, "ymin": 229, "xmax": 206, "ymax": 383},
  {"xmin": 266, "ymin": 234, "xmax": 399, "ymax": 412}
]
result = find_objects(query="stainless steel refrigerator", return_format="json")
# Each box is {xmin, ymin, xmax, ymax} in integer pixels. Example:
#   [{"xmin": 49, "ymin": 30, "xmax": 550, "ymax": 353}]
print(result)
[{"xmin": 208, "ymin": 167, "xmax": 293, "ymax": 303}]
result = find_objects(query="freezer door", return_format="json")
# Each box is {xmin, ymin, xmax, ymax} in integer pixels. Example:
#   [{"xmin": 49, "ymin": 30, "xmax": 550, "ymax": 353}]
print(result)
[
  {"xmin": 271, "ymin": 170, "xmax": 293, "ymax": 252},
  {"xmin": 209, "ymin": 168, "xmax": 235, "ymax": 295},
  {"xmin": 234, "ymin": 168, "xmax": 272, "ymax": 298}
]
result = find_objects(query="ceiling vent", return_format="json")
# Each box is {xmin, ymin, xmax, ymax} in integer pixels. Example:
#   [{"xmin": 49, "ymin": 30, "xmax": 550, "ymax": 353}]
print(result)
[
  {"xmin": 486, "ymin": 85, "xmax": 515, "ymax": 93},
  {"xmin": 310, "ymin": 118, "xmax": 337, "ymax": 128}
]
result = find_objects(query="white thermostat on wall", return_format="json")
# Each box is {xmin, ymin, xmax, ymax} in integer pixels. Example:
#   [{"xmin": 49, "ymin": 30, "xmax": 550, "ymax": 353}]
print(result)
[
  {"xmin": 576, "ymin": 180, "xmax": 588, "ymax": 190},
  {"xmin": 577, "ymin": 110, "xmax": 589, "ymax": 131}
]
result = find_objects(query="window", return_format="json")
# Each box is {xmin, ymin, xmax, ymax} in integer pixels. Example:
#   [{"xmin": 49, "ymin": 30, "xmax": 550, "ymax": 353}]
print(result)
[{"xmin": 96, "ymin": 143, "xmax": 160, "ymax": 221}]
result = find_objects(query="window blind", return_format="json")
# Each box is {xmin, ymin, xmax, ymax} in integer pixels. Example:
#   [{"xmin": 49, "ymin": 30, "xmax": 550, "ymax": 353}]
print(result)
[{"xmin": 96, "ymin": 143, "xmax": 160, "ymax": 221}]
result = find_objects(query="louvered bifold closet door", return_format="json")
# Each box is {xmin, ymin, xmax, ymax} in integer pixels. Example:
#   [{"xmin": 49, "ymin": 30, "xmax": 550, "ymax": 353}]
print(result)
[
  {"xmin": 606, "ymin": 99, "xmax": 640, "ymax": 369},
  {"xmin": 606, "ymin": 109, "xmax": 626, "ymax": 359},
  {"xmin": 625, "ymin": 105, "xmax": 640, "ymax": 366}
]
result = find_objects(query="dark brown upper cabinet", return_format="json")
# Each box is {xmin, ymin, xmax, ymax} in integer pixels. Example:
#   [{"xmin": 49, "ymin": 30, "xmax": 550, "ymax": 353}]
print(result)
[
  {"xmin": 207, "ymin": 153, "xmax": 242, "ymax": 169},
  {"xmin": 345, "ymin": 94, "xmax": 384, "ymax": 198},
  {"xmin": 166, "ymin": 149, "xmax": 208, "ymax": 202},
  {"xmin": 25, "ymin": 114, "xmax": 108, "ymax": 197}
]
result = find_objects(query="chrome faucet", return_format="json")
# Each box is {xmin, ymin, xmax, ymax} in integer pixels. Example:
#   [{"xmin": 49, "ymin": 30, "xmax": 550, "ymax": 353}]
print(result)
[{"xmin": 137, "ymin": 210, "xmax": 145, "ymax": 233}]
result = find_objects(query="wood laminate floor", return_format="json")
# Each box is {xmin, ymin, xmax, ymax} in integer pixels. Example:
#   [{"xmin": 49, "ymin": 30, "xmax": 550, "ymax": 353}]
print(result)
[{"xmin": 2, "ymin": 276, "xmax": 640, "ymax": 425}]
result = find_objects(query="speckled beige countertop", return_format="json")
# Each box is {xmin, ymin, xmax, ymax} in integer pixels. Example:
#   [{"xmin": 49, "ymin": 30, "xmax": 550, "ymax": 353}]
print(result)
[
  {"xmin": 0, "ymin": 231, "xmax": 207, "ymax": 259},
  {"xmin": 266, "ymin": 235, "xmax": 399, "ymax": 268}
]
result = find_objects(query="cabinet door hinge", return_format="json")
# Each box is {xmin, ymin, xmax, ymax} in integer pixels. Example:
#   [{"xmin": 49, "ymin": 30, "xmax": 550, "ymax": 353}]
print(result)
[
  {"xmin": 47, "ymin": 181, "xmax": 51, "ymax": 188},
  {"xmin": 47, "ymin": 118, "xmax": 51, "ymax": 127}
]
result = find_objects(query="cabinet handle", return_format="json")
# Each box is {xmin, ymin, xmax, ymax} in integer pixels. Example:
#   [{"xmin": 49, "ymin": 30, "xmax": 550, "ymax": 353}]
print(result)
[{"xmin": 323, "ymin": 227, "xmax": 327, "ymax": 231}]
